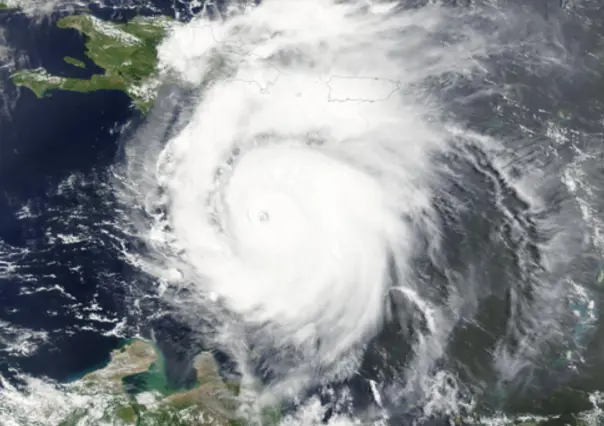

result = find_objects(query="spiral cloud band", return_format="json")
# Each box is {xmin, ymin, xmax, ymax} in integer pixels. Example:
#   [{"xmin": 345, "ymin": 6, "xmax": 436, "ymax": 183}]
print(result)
[{"xmin": 140, "ymin": 0, "xmax": 489, "ymax": 373}]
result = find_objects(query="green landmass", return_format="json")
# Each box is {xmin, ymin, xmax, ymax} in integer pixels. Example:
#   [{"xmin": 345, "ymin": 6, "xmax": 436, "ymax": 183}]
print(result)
[
  {"xmin": 64, "ymin": 56, "xmax": 86, "ymax": 68},
  {"xmin": 55, "ymin": 339, "xmax": 280, "ymax": 426},
  {"xmin": 36, "ymin": 339, "xmax": 601, "ymax": 426},
  {"xmin": 11, "ymin": 14, "xmax": 172, "ymax": 113}
]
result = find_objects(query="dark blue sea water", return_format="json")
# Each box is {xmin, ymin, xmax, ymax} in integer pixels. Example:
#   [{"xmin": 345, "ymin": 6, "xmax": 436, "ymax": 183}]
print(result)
[
  {"xmin": 0, "ymin": 2, "xmax": 219, "ymax": 393},
  {"xmin": 3, "ymin": 1, "xmax": 604, "ymax": 425},
  {"xmin": 0, "ymin": 10, "xmax": 136, "ymax": 382}
]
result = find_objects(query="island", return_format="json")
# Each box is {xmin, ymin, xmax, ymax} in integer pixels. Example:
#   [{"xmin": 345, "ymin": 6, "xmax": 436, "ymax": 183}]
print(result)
[
  {"xmin": 64, "ymin": 56, "xmax": 86, "ymax": 68},
  {"xmin": 57, "ymin": 339, "xmax": 280, "ymax": 426},
  {"xmin": 11, "ymin": 14, "xmax": 172, "ymax": 113}
]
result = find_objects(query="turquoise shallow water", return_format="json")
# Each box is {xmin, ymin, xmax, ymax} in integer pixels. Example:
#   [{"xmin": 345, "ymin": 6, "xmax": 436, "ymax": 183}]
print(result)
[
  {"xmin": 121, "ymin": 341, "xmax": 200, "ymax": 397},
  {"xmin": 3, "ymin": 1, "xmax": 604, "ymax": 425}
]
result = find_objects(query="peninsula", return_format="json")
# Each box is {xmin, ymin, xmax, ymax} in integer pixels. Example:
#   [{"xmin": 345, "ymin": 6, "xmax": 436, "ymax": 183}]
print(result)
[
  {"xmin": 58, "ymin": 339, "xmax": 280, "ymax": 426},
  {"xmin": 11, "ymin": 14, "xmax": 172, "ymax": 113}
]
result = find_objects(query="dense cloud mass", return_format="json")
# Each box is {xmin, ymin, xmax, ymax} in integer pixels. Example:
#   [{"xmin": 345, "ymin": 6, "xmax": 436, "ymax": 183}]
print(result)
[
  {"xmin": 2, "ymin": 0, "xmax": 603, "ymax": 424},
  {"xmin": 119, "ymin": 0, "xmax": 585, "ymax": 415}
]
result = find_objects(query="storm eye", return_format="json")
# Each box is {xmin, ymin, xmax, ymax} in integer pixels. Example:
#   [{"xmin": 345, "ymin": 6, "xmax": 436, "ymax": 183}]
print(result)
[{"xmin": 258, "ymin": 211, "xmax": 270, "ymax": 223}]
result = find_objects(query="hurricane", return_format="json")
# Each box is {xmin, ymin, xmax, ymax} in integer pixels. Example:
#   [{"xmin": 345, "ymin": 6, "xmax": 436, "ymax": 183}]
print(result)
[
  {"xmin": 114, "ymin": 0, "xmax": 592, "ymax": 422},
  {"xmin": 157, "ymin": 0, "xmax": 458, "ymax": 361}
]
